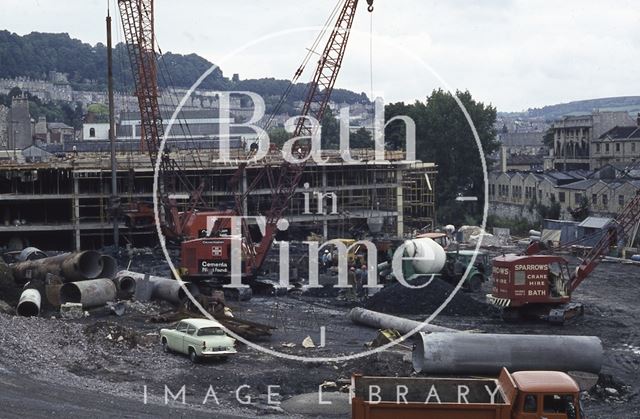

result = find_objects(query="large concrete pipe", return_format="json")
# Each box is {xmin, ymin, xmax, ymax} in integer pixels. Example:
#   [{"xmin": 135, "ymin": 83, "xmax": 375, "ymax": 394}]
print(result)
[
  {"xmin": 59, "ymin": 278, "xmax": 117, "ymax": 308},
  {"xmin": 98, "ymin": 255, "xmax": 117, "ymax": 279},
  {"xmin": 115, "ymin": 270, "xmax": 199, "ymax": 304},
  {"xmin": 150, "ymin": 276, "xmax": 200, "ymax": 304},
  {"xmin": 412, "ymin": 332, "xmax": 603, "ymax": 375},
  {"xmin": 17, "ymin": 288, "xmax": 41, "ymax": 317},
  {"xmin": 114, "ymin": 272, "xmax": 137, "ymax": 297},
  {"xmin": 349, "ymin": 307, "xmax": 457, "ymax": 334},
  {"xmin": 61, "ymin": 251, "xmax": 103, "ymax": 282},
  {"xmin": 12, "ymin": 251, "xmax": 103, "ymax": 284}
]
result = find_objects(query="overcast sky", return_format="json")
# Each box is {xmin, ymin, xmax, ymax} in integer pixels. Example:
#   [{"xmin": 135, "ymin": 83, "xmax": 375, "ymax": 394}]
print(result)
[{"xmin": 1, "ymin": 0, "xmax": 638, "ymax": 111}]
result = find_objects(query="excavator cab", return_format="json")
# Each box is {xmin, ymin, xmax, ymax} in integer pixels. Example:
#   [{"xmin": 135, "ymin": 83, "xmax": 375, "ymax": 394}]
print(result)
[{"xmin": 487, "ymin": 254, "xmax": 573, "ymax": 311}]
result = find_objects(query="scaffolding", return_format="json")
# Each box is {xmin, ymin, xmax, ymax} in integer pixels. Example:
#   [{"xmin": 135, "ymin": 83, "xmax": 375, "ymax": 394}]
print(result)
[{"xmin": 0, "ymin": 150, "xmax": 437, "ymax": 250}]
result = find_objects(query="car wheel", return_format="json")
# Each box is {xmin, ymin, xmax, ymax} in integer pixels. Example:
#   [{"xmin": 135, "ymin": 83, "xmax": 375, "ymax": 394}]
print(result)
[
  {"xmin": 469, "ymin": 275, "xmax": 482, "ymax": 293},
  {"xmin": 162, "ymin": 338, "xmax": 169, "ymax": 353},
  {"xmin": 189, "ymin": 348, "xmax": 199, "ymax": 364}
]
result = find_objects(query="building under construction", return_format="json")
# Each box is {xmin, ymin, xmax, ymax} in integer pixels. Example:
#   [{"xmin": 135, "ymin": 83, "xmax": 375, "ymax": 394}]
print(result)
[{"xmin": 0, "ymin": 149, "xmax": 436, "ymax": 251}]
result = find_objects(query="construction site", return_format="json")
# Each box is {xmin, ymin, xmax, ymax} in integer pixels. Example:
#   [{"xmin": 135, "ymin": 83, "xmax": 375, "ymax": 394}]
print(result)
[
  {"xmin": 0, "ymin": 150, "xmax": 435, "ymax": 251},
  {"xmin": 0, "ymin": 0, "xmax": 638, "ymax": 418}
]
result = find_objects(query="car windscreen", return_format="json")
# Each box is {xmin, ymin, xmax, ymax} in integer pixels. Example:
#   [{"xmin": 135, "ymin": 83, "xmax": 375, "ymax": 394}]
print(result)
[{"xmin": 197, "ymin": 327, "xmax": 226, "ymax": 336}]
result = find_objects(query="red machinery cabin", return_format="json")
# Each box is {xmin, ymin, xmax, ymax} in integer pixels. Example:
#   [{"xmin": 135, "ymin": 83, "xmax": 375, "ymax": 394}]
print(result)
[{"xmin": 488, "ymin": 254, "xmax": 573, "ymax": 311}]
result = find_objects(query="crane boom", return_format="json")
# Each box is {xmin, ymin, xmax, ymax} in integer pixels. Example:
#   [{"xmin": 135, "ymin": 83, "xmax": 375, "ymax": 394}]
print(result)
[
  {"xmin": 118, "ymin": 0, "xmax": 162, "ymax": 157},
  {"xmin": 570, "ymin": 192, "xmax": 640, "ymax": 290},
  {"xmin": 118, "ymin": 0, "xmax": 208, "ymax": 238},
  {"xmin": 245, "ymin": 0, "xmax": 373, "ymax": 274}
]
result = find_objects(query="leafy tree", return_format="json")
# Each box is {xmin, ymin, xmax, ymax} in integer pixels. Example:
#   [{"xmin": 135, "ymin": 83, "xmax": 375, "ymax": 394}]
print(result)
[
  {"xmin": 268, "ymin": 127, "xmax": 291, "ymax": 147},
  {"xmin": 349, "ymin": 127, "xmax": 372, "ymax": 148},
  {"xmin": 542, "ymin": 127, "xmax": 555, "ymax": 148},
  {"xmin": 8, "ymin": 87, "xmax": 22, "ymax": 98},
  {"xmin": 385, "ymin": 89, "xmax": 499, "ymax": 224},
  {"xmin": 320, "ymin": 108, "xmax": 340, "ymax": 149},
  {"xmin": 537, "ymin": 195, "xmax": 561, "ymax": 221}
]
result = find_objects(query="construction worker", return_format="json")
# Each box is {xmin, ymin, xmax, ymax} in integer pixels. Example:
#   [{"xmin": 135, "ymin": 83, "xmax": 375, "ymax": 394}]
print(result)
[
  {"xmin": 344, "ymin": 266, "xmax": 357, "ymax": 301},
  {"xmin": 357, "ymin": 264, "xmax": 368, "ymax": 300}
]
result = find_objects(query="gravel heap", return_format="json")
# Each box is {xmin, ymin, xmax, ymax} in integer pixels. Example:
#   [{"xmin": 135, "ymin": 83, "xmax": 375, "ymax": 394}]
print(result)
[{"xmin": 365, "ymin": 277, "xmax": 495, "ymax": 316}]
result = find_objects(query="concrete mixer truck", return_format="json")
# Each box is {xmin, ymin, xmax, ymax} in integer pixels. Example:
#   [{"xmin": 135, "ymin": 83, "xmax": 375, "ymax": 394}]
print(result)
[{"xmin": 378, "ymin": 237, "xmax": 490, "ymax": 292}]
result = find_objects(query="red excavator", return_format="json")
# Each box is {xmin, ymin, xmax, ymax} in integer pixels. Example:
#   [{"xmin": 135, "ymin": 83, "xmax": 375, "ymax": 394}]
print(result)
[
  {"xmin": 118, "ymin": 0, "xmax": 374, "ymax": 284},
  {"xmin": 487, "ymin": 192, "xmax": 640, "ymax": 323}
]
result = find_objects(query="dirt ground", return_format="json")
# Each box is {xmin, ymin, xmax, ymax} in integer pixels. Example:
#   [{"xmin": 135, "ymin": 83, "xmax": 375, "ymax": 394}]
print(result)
[{"xmin": 0, "ymin": 253, "xmax": 638, "ymax": 418}]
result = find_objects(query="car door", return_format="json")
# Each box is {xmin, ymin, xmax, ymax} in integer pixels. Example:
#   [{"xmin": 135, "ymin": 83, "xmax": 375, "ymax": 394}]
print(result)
[
  {"xmin": 519, "ymin": 393, "xmax": 540, "ymax": 419},
  {"xmin": 183, "ymin": 324, "xmax": 197, "ymax": 353},
  {"xmin": 171, "ymin": 321, "xmax": 189, "ymax": 353},
  {"xmin": 541, "ymin": 394, "xmax": 577, "ymax": 419}
]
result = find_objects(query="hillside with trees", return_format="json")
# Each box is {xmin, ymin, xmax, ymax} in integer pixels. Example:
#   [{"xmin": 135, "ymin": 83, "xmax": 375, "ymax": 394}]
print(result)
[
  {"xmin": 0, "ymin": 30, "xmax": 369, "ymax": 106},
  {"xmin": 501, "ymin": 96, "xmax": 640, "ymax": 121}
]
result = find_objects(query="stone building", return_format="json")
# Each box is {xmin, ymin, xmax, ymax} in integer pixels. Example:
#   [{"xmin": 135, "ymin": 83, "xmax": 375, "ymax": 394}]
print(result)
[
  {"xmin": 549, "ymin": 111, "xmax": 635, "ymax": 171},
  {"xmin": 0, "ymin": 104, "xmax": 8, "ymax": 148},
  {"xmin": 591, "ymin": 116, "xmax": 640, "ymax": 168},
  {"xmin": 7, "ymin": 96, "xmax": 32, "ymax": 150}
]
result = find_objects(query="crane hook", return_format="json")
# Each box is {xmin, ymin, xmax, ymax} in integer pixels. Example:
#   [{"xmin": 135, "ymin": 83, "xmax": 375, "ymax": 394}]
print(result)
[{"xmin": 367, "ymin": 0, "xmax": 374, "ymax": 12}]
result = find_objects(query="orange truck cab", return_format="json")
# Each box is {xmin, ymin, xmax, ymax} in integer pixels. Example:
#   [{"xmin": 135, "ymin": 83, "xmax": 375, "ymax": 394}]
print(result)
[
  {"xmin": 512, "ymin": 370, "xmax": 583, "ymax": 419},
  {"xmin": 352, "ymin": 368, "xmax": 584, "ymax": 419}
]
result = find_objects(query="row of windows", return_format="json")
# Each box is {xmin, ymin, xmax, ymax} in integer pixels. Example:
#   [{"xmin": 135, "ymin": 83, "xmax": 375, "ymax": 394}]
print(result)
[
  {"xmin": 595, "ymin": 142, "xmax": 637, "ymax": 154},
  {"xmin": 491, "ymin": 185, "xmax": 625, "ymax": 206}
]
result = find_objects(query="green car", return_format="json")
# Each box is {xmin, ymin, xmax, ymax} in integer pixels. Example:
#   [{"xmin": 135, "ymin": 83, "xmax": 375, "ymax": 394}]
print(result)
[{"xmin": 160, "ymin": 318, "xmax": 237, "ymax": 363}]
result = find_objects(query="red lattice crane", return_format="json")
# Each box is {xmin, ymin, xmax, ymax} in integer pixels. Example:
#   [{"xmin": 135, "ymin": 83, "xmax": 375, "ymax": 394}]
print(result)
[
  {"xmin": 182, "ymin": 0, "xmax": 374, "ymax": 282},
  {"xmin": 118, "ymin": 0, "xmax": 374, "ymax": 284}
]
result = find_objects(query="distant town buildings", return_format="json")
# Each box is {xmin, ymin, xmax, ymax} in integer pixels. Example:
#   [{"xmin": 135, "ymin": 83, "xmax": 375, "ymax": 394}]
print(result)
[
  {"xmin": 548, "ymin": 111, "xmax": 636, "ymax": 171},
  {"xmin": 491, "ymin": 110, "xmax": 640, "ymax": 222}
]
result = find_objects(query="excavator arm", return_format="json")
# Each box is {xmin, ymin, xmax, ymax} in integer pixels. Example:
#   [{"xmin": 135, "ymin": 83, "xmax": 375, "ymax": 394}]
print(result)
[{"xmin": 570, "ymin": 192, "xmax": 640, "ymax": 291}]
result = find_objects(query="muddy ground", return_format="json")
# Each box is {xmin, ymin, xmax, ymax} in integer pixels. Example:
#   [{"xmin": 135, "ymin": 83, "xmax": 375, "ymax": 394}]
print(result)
[{"xmin": 0, "ymin": 253, "xmax": 638, "ymax": 418}]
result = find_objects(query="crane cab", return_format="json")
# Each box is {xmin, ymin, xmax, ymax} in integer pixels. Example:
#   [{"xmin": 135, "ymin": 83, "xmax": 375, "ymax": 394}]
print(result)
[{"xmin": 487, "ymin": 254, "xmax": 573, "ymax": 311}]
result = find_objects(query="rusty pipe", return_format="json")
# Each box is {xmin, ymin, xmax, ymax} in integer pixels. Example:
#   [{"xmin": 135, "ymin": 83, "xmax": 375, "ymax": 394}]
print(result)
[
  {"xmin": 12, "ymin": 251, "xmax": 103, "ymax": 284},
  {"xmin": 59, "ymin": 278, "xmax": 117, "ymax": 308},
  {"xmin": 61, "ymin": 251, "xmax": 103, "ymax": 282}
]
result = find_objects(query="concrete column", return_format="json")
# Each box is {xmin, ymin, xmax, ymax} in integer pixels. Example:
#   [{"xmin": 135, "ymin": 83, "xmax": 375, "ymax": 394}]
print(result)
[
  {"xmin": 396, "ymin": 168, "xmax": 404, "ymax": 237},
  {"xmin": 73, "ymin": 174, "xmax": 80, "ymax": 250},
  {"xmin": 322, "ymin": 167, "xmax": 328, "ymax": 239}
]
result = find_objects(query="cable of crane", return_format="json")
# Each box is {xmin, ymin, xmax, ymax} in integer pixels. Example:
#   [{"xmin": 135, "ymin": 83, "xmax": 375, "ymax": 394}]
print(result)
[
  {"xmin": 369, "ymin": 7, "xmax": 374, "ymax": 102},
  {"xmin": 154, "ymin": 43, "xmax": 204, "ymax": 169},
  {"xmin": 254, "ymin": 0, "xmax": 346, "ymax": 142}
]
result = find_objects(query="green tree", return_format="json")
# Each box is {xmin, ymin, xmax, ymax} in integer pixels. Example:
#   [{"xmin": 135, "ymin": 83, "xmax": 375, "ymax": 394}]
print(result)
[
  {"xmin": 386, "ymin": 89, "xmax": 499, "ymax": 224},
  {"xmin": 537, "ymin": 195, "xmax": 561, "ymax": 221},
  {"xmin": 349, "ymin": 127, "xmax": 372, "ymax": 148},
  {"xmin": 268, "ymin": 127, "xmax": 291, "ymax": 147},
  {"xmin": 542, "ymin": 127, "xmax": 555, "ymax": 148},
  {"xmin": 320, "ymin": 108, "xmax": 340, "ymax": 149}
]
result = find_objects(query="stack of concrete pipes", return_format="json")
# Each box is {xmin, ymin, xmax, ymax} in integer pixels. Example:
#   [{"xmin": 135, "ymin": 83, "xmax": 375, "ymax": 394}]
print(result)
[{"xmin": 11, "ymin": 250, "xmax": 118, "ymax": 317}]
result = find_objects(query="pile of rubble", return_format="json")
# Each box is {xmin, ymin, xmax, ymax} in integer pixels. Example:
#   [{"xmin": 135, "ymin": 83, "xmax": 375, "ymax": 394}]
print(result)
[{"xmin": 365, "ymin": 276, "xmax": 495, "ymax": 316}]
